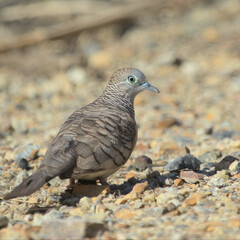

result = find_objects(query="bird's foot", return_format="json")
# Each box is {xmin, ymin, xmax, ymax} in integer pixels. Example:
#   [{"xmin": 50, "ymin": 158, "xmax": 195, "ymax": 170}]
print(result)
[
  {"xmin": 65, "ymin": 178, "xmax": 76, "ymax": 190},
  {"xmin": 98, "ymin": 178, "xmax": 109, "ymax": 186}
]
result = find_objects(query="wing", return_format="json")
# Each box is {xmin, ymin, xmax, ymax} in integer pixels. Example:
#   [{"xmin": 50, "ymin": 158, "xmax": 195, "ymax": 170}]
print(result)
[
  {"xmin": 71, "ymin": 108, "xmax": 137, "ymax": 179},
  {"xmin": 42, "ymin": 105, "xmax": 137, "ymax": 180}
]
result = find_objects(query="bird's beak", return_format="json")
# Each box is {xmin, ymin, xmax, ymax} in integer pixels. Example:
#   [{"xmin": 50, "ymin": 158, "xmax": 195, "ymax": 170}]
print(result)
[{"xmin": 141, "ymin": 82, "xmax": 160, "ymax": 93}]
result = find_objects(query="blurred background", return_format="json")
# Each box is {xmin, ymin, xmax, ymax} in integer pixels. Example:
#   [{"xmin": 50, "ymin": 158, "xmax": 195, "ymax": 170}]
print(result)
[{"xmin": 0, "ymin": 0, "xmax": 240, "ymax": 155}]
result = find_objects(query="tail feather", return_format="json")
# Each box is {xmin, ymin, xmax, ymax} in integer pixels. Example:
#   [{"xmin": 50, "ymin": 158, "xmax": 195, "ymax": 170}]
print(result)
[{"xmin": 4, "ymin": 168, "xmax": 52, "ymax": 200}]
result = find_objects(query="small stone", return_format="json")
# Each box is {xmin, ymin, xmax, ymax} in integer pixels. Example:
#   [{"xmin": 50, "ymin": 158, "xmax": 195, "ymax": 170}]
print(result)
[
  {"xmin": 156, "ymin": 192, "xmax": 177, "ymax": 205},
  {"xmin": 28, "ymin": 197, "xmax": 38, "ymax": 204},
  {"xmin": 168, "ymin": 198, "xmax": 181, "ymax": 208},
  {"xmin": 183, "ymin": 193, "xmax": 204, "ymax": 206},
  {"xmin": 180, "ymin": 170, "xmax": 204, "ymax": 183},
  {"xmin": 229, "ymin": 160, "xmax": 240, "ymax": 175},
  {"xmin": 115, "ymin": 198, "xmax": 128, "ymax": 205},
  {"xmin": 125, "ymin": 181, "xmax": 148, "ymax": 200},
  {"xmin": 215, "ymin": 155, "xmax": 239, "ymax": 171},
  {"xmin": 4, "ymin": 150, "xmax": 15, "ymax": 161},
  {"xmin": 166, "ymin": 202, "xmax": 177, "ymax": 212},
  {"xmin": 18, "ymin": 158, "xmax": 31, "ymax": 170},
  {"xmin": 33, "ymin": 218, "xmax": 104, "ymax": 239},
  {"xmin": 142, "ymin": 192, "xmax": 155, "ymax": 203},
  {"xmin": 16, "ymin": 144, "xmax": 40, "ymax": 163},
  {"xmin": 78, "ymin": 197, "xmax": 92, "ymax": 209},
  {"xmin": 164, "ymin": 154, "xmax": 201, "ymax": 172},
  {"xmin": 114, "ymin": 209, "xmax": 135, "ymax": 220},
  {"xmin": 15, "ymin": 170, "xmax": 29, "ymax": 185},
  {"xmin": 174, "ymin": 178, "xmax": 184, "ymax": 187},
  {"xmin": 133, "ymin": 201, "xmax": 144, "ymax": 209},
  {"xmin": 213, "ymin": 130, "xmax": 236, "ymax": 140},
  {"xmin": 0, "ymin": 215, "xmax": 8, "ymax": 229},
  {"xmin": 69, "ymin": 208, "xmax": 86, "ymax": 217},
  {"xmin": 157, "ymin": 117, "xmax": 181, "ymax": 129},
  {"xmin": 208, "ymin": 172, "xmax": 229, "ymax": 187},
  {"xmin": 198, "ymin": 150, "xmax": 222, "ymax": 162},
  {"xmin": 232, "ymin": 173, "xmax": 240, "ymax": 179},
  {"xmin": 0, "ymin": 225, "xmax": 27, "ymax": 239},
  {"xmin": 125, "ymin": 172, "xmax": 137, "ymax": 181},
  {"xmin": 32, "ymin": 209, "xmax": 63, "ymax": 226},
  {"xmin": 157, "ymin": 175, "xmax": 174, "ymax": 186},
  {"xmin": 131, "ymin": 181, "xmax": 148, "ymax": 195},
  {"xmin": 134, "ymin": 155, "xmax": 152, "ymax": 172},
  {"xmin": 43, "ymin": 209, "xmax": 63, "ymax": 221}
]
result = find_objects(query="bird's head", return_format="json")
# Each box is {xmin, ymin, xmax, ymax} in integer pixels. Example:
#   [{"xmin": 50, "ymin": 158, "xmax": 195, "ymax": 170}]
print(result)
[{"xmin": 106, "ymin": 68, "xmax": 159, "ymax": 101}]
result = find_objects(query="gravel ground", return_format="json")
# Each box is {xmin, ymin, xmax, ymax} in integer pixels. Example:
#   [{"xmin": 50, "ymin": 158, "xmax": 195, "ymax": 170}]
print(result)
[{"xmin": 0, "ymin": 0, "xmax": 240, "ymax": 239}]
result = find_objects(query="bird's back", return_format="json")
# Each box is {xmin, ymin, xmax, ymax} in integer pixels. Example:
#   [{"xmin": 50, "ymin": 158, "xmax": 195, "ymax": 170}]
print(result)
[{"xmin": 41, "ymin": 98, "xmax": 138, "ymax": 181}]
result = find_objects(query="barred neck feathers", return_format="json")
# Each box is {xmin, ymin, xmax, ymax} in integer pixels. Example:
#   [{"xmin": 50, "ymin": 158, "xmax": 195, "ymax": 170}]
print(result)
[{"xmin": 101, "ymin": 84, "xmax": 135, "ymax": 118}]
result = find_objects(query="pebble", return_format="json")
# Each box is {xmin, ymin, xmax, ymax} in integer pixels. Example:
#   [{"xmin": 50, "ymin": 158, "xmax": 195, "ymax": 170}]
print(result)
[
  {"xmin": 213, "ymin": 130, "xmax": 236, "ymax": 140},
  {"xmin": 125, "ymin": 181, "xmax": 148, "ymax": 200},
  {"xmin": 229, "ymin": 160, "xmax": 240, "ymax": 175},
  {"xmin": 15, "ymin": 144, "xmax": 40, "ymax": 164},
  {"xmin": 32, "ymin": 209, "xmax": 63, "ymax": 226},
  {"xmin": 142, "ymin": 191, "xmax": 155, "ymax": 203},
  {"xmin": 208, "ymin": 175, "xmax": 228, "ymax": 187},
  {"xmin": 164, "ymin": 154, "xmax": 201, "ymax": 172},
  {"xmin": 215, "ymin": 155, "xmax": 239, "ymax": 171},
  {"xmin": 78, "ymin": 197, "xmax": 92, "ymax": 209},
  {"xmin": 180, "ymin": 170, "xmax": 204, "ymax": 183},
  {"xmin": 115, "ymin": 209, "xmax": 135, "ymax": 220},
  {"xmin": 133, "ymin": 155, "xmax": 153, "ymax": 172},
  {"xmin": 18, "ymin": 158, "xmax": 31, "ymax": 170},
  {"xmin": 133, "ymin": 201, "xmax": 144, "ymax": 209},
  {"xmin": 198, "ymin": 150, "xmax": 222, "ymax": 162},
  {"xmin": 174, "ymin": 178, "xmax": 184, "ymax": 187},
  {"xmin": 32, "ymin": 218, "xmax": 105, "ymax": 239},
  {"xmin": 156, "ymin": 192, "xmax": 183, "ymax": 205},
  {"xmin": 0, "ymin": 215, "xmax": 8, "ymax": 229}
]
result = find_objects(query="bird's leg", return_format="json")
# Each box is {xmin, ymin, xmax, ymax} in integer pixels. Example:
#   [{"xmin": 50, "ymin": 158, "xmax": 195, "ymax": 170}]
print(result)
[
  {"xmin": 98, "ymin": 177, "xmax": 109, "ymax": 186},
  {"xmin": 66, "ymin": 178, "xmax": 75, "ymax": 189}
]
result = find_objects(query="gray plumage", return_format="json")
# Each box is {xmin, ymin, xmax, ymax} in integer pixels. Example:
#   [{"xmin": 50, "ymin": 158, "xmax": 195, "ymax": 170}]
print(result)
[{"xmin": 4, "ymin": 68, "xmax": 159, "ymax": 199}]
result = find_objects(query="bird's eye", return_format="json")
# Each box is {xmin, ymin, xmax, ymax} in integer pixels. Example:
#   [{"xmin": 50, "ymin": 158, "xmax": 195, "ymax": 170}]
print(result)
[{"xmin": 128, "ymin": 75, "xmax": 135, "ymax": 83}]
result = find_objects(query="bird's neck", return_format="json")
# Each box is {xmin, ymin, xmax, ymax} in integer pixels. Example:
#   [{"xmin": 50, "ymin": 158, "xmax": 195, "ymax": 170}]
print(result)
[{"xmin": 99, "ymin": 89, "xmax": 135, "ymax": 118}]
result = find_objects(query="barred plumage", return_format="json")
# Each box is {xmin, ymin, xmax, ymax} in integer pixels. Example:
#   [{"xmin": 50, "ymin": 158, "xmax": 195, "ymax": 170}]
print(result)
[{"xmin": 4, "ymin": 68, "xmax": 159, "ymax": 199}]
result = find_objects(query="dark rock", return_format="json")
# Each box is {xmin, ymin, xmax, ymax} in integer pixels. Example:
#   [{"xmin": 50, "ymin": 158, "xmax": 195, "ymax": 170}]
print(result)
[
  {"xmin": 61, "ymin": 197, "xmax": 81, "ymax": 206},
  {"xmin": 172, "ymin": 57, "xmax": 183, "ymax": 67},
  {"xmin": 164, "ymin": 154, "xmax": 201, "ymax": 172},
  {"xmin": 215, "ymin": 155, "xmax": 239, "ymax": 171},
  {"xmin": 201, "ymin": 162, "xmax": 217, "ymax": 176},
  {"xmin": 133, "ymin": 155, "xmax": 152, "ymax": 172},
  {"xmin": 18, "ymin": 158, "xmax": 31, "ymax": 170},
  {"xmin": 0, "ymin": 215, "xmax": 8, "ymax": 229},
  {"xmin": 157, "ymin": 175, "xmax": 174, "ymax": 186}
]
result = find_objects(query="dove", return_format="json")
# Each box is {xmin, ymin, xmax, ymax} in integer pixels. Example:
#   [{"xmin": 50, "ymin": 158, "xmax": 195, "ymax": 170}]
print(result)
[{"xmin": 4, "ymin": 68, "xmax": 159, "ymax": 199}]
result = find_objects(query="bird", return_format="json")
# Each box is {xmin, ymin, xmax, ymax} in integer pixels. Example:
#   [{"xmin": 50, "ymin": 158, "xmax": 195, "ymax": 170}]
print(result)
[{"xmin": 4, "ymin": 68, "xmax": 159, "ymax": 200}]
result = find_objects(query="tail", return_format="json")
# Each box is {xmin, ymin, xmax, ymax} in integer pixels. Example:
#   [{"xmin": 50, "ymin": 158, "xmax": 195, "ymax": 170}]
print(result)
[{"xmin": 4, "ymin": 167, "xmax": 52, "ymax": 200}]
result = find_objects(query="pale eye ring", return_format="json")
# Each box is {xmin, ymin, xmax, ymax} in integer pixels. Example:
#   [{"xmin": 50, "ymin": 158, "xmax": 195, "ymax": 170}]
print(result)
[{"xmin": 128, "ymin": 75, "xmax": 135, "ymax": 83}]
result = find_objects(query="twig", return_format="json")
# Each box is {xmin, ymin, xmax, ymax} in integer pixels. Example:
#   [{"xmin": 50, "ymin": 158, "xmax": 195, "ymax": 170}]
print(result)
[{"xmin": 0, "ymin": 0, "xmax": 161, "ymax": 53}]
